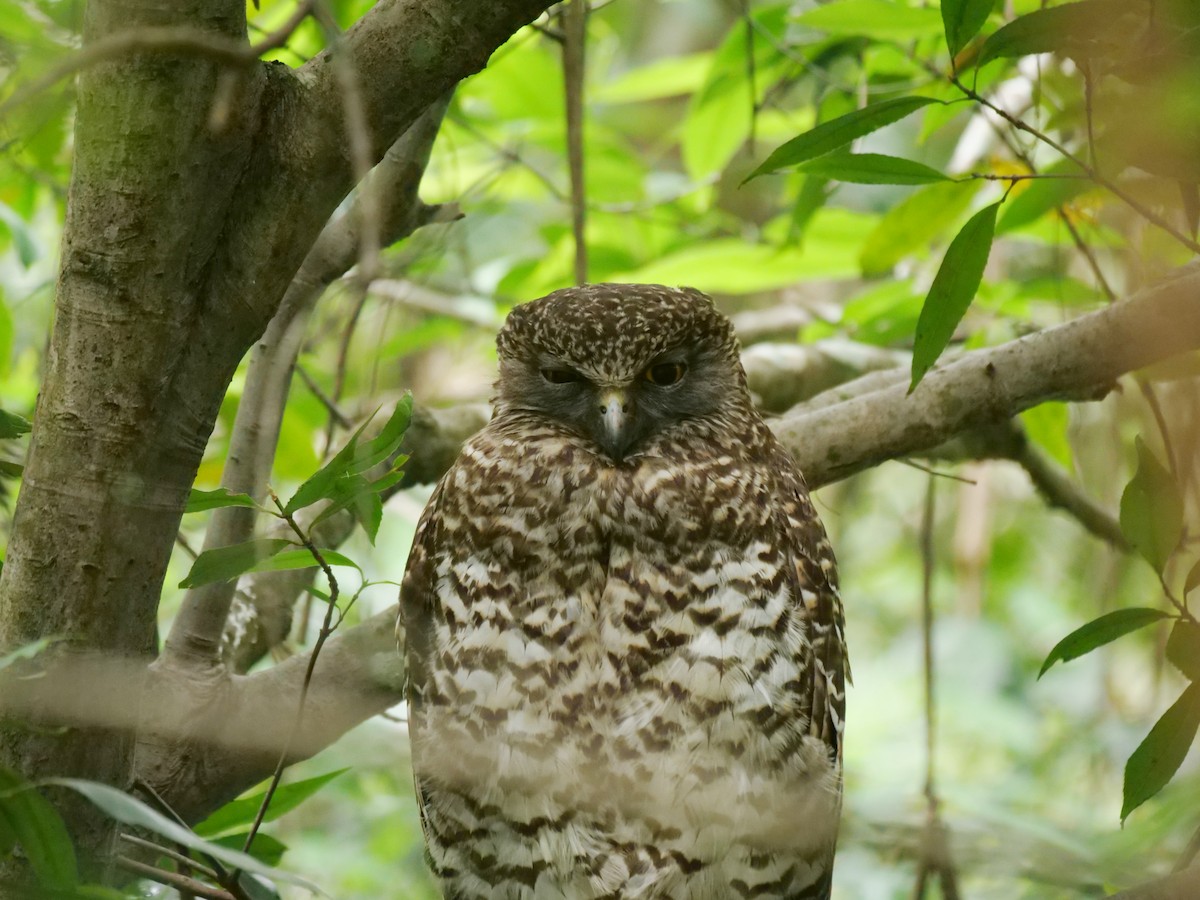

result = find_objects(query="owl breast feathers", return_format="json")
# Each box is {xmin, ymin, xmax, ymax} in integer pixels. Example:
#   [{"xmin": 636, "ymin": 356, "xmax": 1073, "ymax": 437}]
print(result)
[{"xmin": 400, "ymin": 283, "xmax": 846, "ymax": 900}]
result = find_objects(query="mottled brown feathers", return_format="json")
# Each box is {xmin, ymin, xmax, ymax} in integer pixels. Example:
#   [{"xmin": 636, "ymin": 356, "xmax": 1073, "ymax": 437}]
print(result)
[{"xmin": 400, "ymin": 283, "xmax": 846, "ymax": 899}]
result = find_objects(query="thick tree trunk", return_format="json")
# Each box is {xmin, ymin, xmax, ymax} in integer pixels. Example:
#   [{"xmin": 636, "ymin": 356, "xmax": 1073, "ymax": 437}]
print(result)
[
  {"xmin": 0, "ymin": 0, "xmax": 256, "ymax": 870},
  {"xmin": 0, "ymin": 0, "xmax": 554, "ymax": 880}
]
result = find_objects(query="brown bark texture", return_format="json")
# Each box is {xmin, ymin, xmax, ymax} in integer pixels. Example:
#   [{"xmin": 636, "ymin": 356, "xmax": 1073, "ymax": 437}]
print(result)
[{"xmin": 0, "ymin": 0, "xmax": 555, "ymax": 877}]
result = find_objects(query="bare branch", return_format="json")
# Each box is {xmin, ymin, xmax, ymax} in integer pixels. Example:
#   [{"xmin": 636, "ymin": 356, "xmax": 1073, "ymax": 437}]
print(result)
[
  {"xmin": 780, "ymin": 264, "xmax": 1200, "ymax": 488},
  {"xmin": 1107, "ymin": 866, "xmax": 1200, "ymax": 899},
  {"xmin": 115, "ymin": 856, "xmax": 236, "ymax": 900}
]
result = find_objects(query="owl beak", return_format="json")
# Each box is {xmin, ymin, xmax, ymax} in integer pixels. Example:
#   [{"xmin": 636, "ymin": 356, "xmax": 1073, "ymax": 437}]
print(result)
[{"xmin": 598, "ymin": 390, "xmax": 633, "ymax": 461}]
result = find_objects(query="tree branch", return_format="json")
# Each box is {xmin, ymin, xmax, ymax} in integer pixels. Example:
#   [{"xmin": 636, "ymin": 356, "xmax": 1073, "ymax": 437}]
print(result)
[
  {"xmin": 1108, "ymin": 866, "xmax": 1200, "ymax": 899},
  {"xmin": 161, "ymin": 97, "xmax": 452, "ymax": 671},
  {"xmin": 778, "ymin": 264, "xmax": 1200, "ymax": 488}
]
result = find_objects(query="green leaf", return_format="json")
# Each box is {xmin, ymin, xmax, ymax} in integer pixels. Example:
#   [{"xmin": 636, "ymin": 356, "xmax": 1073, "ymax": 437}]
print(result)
[
  {"xmin": 242, "ymin": 548, "xmax": 361, "ymax": 577},
  {"xmin": 0, "ymin": 767, "xmax": 79, "ymax": 889},
  {"xmin": 211, "ymin": 832, "xmax": 288, "ymax": 867},
  {"xmin": 859, "ymin": 179, "xmax": 981, "ymax": 275},
  {"xmin": 0, "ymin": 808, "xmax": 13, "ymax": 857},
  {"xmin": 616, "ymin": 215, "xmax": 879, "ymax": 292},
  {"xmin": 1166, "ymin": 621, "xmax": 1200, "ymax": 682},
  {"xmin": 1120, "ymin": 437, "xmax": 1183, "ymax": 573},
  {"xmin": 1185, "ymin": 559, "xmax": 1200, "ymax": 599},
  {"xmin": 996, "ymin": 172, "xmax": 1091, "ymax": 235},
  {"xmin": 977, "ymin": 0, "xmax": 1130, "ymax": 67},
  {"xmin": 682, "ymin": 4, "xmax": 791, "ymax": 181},
  {"xmin": 0, "ymin": 202, "xmax": 40, "ymax": 268},
  {"xmin": 1038, "ymin": 608, "xmax": 1171, "ymax": 678},
  {"xmin": 795, "ymin": 152, "xmax": 949, "ymax": 185},
  {"xmin": 0, "ymin": 294, "xmax": 12, "ymax": 376},
  {"xmin": 787, "ymin": 175, "xmax": 831, "ymax": 244},
  {"xmin": 185, "ymin": 487, "xmax": 259, "ymax": 514},
  {"xmin": 942, "ymin": 0, "xmax": 995, "ymax": 57},
  {"xmin": 795, "ymin": 0, "xmax": 943, "ymax": 41},
  {"xmin": 0, "ymin": 408, "xmax": 31, "ymax": 439},
  {"xmin": 283, "ymin": 395, "xmax": 413, "ymax": 516},
  {"xmin": 178, "ymin": 538, "xmax": 293, "ymax": 589},
  {"xmin": 48, "ymin": 779, "xmax": 329, "ymax": 895},
  {"xmin": 306, "ymin": 466, "xmax": 403, "ymax": 546},
  {"xmin": 194, "ymin": 769, "xmax": 349, "ymax": 837},
  {"xmin": 1121, "ymin": 682, "xmax": 1200, "ymax": 821},
  {"xmin": 234, "ymin": 872, "xmax": 282, "ymax": 900},
  {"xmin": 593, "ymin": 52, "xmax": 711, "ymax": 104},
  {"xmin": 1020, "ymin": 402, "xmax": 1073, "ymax": 473},
  {"xmin": 744, "ymin": 96, "xmax": 943, "ymax": 182},
  {"xmin": 909, "ymin": 201, "xmax": 999, "ymax": 391}
]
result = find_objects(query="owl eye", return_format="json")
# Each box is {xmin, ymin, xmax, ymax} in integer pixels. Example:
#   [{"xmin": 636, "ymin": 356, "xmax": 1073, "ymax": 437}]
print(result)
[
  {"xmin": 644, "ymin": 362, "xmax": 687, "ymax": 386},
  {"xmin": 541, "ymin": 367, "xmax": 584, "ymax": 385}
]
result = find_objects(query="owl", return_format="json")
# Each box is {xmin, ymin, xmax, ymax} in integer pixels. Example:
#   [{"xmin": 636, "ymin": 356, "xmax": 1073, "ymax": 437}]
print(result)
[{"xmin": 400, "ymin": 283, "xmax": 846, "ymax": 900}]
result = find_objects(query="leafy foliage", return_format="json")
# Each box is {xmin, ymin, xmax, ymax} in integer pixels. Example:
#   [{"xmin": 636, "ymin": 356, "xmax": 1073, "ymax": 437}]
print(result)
[
  {"xmin": 745, "ymin": 96, "xmax": 943, "ymax": 182},
  {"xmin": 1121, "ymin": 684, "xmax": 1200, "ymax": 821},
  {"xmin": 1039, "ymin": 608, "xmax": 1170, "ymax": 678},
  {"xmin": 0, "ymin": 767, "xmax": 78, "ymax": 890},
  {"xmin": 909, "ymin": 202, "xmax": 999, "ymax": 390},
  {"xmin": 1119, "ymin": 438, "xmax": 1183, "ymax": 574}
]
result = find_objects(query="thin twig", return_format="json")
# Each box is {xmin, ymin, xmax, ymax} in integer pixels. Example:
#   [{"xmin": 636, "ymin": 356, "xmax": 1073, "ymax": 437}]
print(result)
[
  {"xmin": 132, "ymin": 780, "xmax": 246, "ymax": 899},
  {"xmin": 920, "ymin": 475, "xmax": 937, "ymax": 807},
  {"xmin": 242, "ymin": 491, "xmax": 342, "ymax": 856},
  {"xmin": 1009, "ymin": 436, "xmax": 1129, "ymax": 552},
  {"xmin": 1176, "ymin": 821, "xmax": 1200, "ymax": 873},
  {"xmin": 323, "ymin": 281, "xmax": 370, "ymax": 456},
  {"xmin": 1060, "ymin": 212, "xmax": 1118, "ymax": 303},
  {"xmin": 741, "ymin": 0, "xmax": 758, "ymax": 150},
  {"xmin": 561, "ymin": 0, "xmax": 588, "ymax": 285},
  {"xmin": 948, "ymin": 72, "xmax": 1200, "ymax": 255},
  {"xmin": 962, "ymin": 172, "xmax": 1092, "ymax": 183},
  {"xmin": 120, "ymin": 833, "xmax": 219, "ymax": 881},
  {"xmin": 1082, "ymin": 60, "xmax": 1098, "ymax": 171},
  {"xmin": 295, "ymin": 364, "xmax": 352, "ymax": 428},
  {"xmin": 1138, "ymin": 380, "xmax": 1180, "ymax": 481},
  {"xmin": 912, "ymin": 476, "xmax": 962, "ymax": 900},
  {"xmin": 116, "ymin": 856, "xmax": 236, "ymax": 900},
  {"xmin": 175, "ymin": 532, "xmax": 200, "ymax": 560},
  {"xmin": 913, "ymin": 474, "xmax": 938, "ymax": 899},
  {"xmin": 898, "ymin": 459, "xmax": 978, "ymax": 485}
]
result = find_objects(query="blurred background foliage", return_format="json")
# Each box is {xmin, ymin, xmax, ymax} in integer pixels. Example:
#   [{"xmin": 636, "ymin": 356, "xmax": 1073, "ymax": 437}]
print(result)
[{"xmin": 2, "ymin": 0, "xmax": 1200, "ymax": 897}]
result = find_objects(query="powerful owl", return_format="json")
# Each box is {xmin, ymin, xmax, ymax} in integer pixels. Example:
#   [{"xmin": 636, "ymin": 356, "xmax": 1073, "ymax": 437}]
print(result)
[{"xmin": 400, "ymin": 283, "xmax": 846, "ymax": 899}]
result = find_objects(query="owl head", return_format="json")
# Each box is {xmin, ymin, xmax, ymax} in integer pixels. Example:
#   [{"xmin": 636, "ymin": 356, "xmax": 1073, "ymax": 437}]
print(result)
[{"xmin": 494, "ymin": 283, "xmax": 747, "ymax": 462}]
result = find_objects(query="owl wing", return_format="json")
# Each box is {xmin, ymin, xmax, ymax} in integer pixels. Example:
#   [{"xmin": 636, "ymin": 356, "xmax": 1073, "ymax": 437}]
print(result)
[
  {"xmin": 771, "ymin": 443, "xmax": 847, "ymax": 764},
  {"xmin": 397, "ymin": 478, "xmax": 450, "ymax": 849},
  {"xmin": 398, "ymin": 476, "xmax": 448, "ymax": 721}
]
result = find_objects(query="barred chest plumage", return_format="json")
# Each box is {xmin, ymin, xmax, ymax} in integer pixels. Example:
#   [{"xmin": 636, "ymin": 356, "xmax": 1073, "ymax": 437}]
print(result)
[{"xmin": 405, "ymin": 414, "xmax": 841, "ymax": 900}]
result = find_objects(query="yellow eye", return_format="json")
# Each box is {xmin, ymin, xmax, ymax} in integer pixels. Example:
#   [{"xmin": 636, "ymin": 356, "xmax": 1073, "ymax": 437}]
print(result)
[
  {"xmin": 541, "ymin": 367, "xmax": 584, "ymax": 385},
  {"xmin": 644, "ymin": 362, "xmax": 687, "ymax": 386}
]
